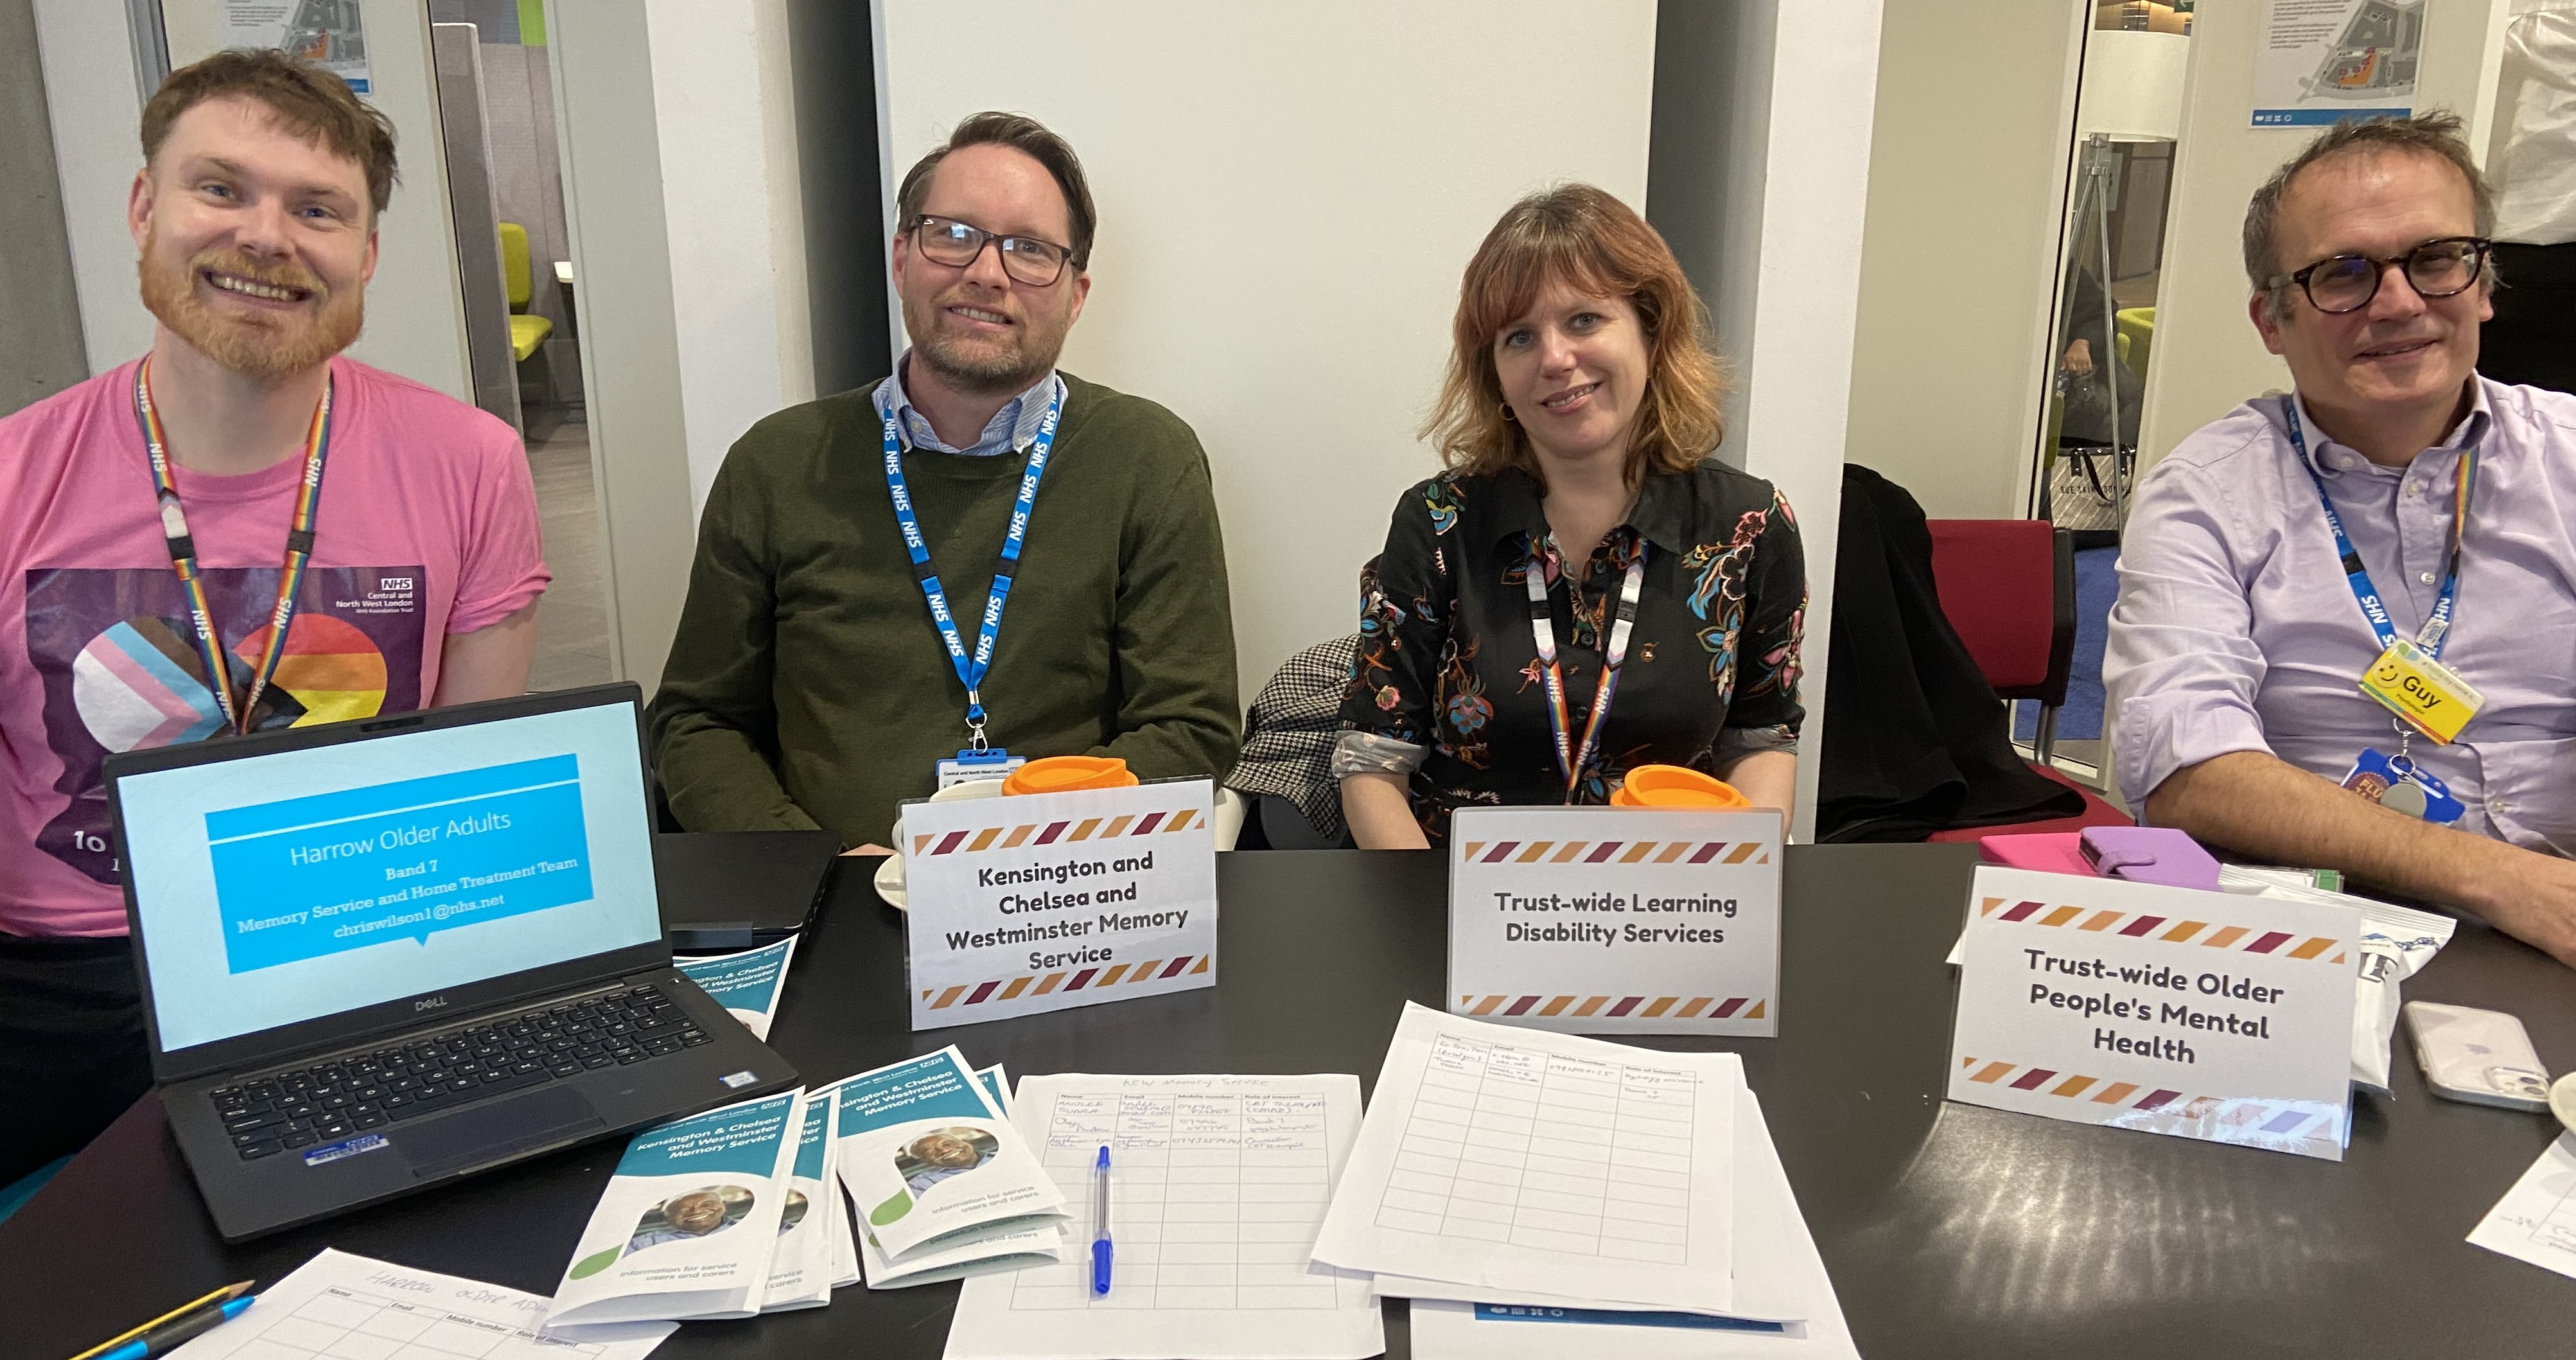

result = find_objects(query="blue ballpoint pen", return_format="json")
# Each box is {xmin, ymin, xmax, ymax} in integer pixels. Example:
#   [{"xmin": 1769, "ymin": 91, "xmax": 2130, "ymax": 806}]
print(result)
[{"xmin": 1091, "ymin": 1144, "xmax": 1114, "ymax": 1296}]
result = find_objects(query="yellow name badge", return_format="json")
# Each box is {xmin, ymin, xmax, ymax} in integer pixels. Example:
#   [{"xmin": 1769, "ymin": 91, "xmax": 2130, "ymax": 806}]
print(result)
[{"xmin": 2360, "ymin": 639, "xmax": 2483, "ymax": 744}]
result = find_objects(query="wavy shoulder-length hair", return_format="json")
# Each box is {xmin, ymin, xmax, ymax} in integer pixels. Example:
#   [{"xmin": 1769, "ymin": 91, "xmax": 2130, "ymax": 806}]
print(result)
[{"xmin": 1423, "ymin": 184, "xmax": 1728, "ymax": 487}]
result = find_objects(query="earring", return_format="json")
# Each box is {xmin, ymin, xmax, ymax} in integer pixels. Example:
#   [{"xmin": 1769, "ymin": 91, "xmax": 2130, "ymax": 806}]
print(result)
[{"xmin": 1500, "ymin": 405, "xmax": 1517, "ymax": 423}]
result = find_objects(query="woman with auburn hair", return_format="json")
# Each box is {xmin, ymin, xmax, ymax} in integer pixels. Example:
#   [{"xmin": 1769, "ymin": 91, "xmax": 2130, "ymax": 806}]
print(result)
[{"xmin": 1334, "ymin": 185, "xmax": 1806, "ymax": 849}]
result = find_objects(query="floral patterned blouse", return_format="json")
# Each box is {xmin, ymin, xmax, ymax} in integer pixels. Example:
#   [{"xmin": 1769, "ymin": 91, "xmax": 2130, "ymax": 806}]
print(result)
[{"xmin": 1338, "ymin": 462, "xmax": 1807, "ymax": 844}]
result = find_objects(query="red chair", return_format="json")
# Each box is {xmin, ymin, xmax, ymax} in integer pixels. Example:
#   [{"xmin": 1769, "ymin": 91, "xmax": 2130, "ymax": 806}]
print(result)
[{"xmin": 1920, "ymin": 520, "xmax": 2128, "ymax": 842}]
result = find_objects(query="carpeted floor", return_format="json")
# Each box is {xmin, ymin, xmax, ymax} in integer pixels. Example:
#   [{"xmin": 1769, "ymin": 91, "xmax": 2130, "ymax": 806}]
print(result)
[{"xmin": 2015, "ymin": 545, "xmax": 2116, "ymax": 741}]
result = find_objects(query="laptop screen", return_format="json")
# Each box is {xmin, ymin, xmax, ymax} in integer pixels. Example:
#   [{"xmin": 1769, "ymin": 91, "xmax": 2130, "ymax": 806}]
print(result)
[{"xmin": 119, "ymin": 698, "xmax": 663, "ymax": 1054}]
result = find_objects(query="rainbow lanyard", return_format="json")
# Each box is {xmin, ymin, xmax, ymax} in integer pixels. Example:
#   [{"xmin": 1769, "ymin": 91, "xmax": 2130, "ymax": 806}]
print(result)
[
  {"xmin": 131, "ymin": 358, "xmax": 334, "ymax": 736},
  {"xmin": 1525, "ymin": 536, "xmax": 1649, "ymax": 800}
]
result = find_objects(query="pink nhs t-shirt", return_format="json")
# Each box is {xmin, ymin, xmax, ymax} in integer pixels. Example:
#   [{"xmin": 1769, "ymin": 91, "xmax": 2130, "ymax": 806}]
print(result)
[{"xmin": 0, "ymin": 356, "xmax": 550, "ymax": 938}]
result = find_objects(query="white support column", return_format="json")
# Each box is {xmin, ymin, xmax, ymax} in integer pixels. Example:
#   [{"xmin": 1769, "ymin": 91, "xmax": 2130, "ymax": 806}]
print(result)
[
  {"xmin": 31, "ymin": 0, "xmax": 155, "ymax": 375},
  {"xmin": 1656, "ymin": 0, "xmax": 1886, "ymax": 842}
]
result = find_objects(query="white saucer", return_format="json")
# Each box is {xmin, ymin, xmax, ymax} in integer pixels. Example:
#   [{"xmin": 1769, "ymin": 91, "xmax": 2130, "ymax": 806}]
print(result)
[
  {"xmin": 873, "ymin": 852, "xmax": 907, "ymax": 912},
  {"xmin": 2550, "ymin": 1071, "xmax": 2576, "ymax": 1135},
  {"xmin": 875, "ymin": 779, "xmax": 1010, "ymax": 912}
]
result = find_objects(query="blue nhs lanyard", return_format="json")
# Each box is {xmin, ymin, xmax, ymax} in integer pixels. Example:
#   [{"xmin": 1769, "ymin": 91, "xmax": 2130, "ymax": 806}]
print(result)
[
  {"xmin": 2284, "ymin": 398, "xmax": 2473, "ymax": 660},
  {"xmin": 881, "ymin": 384, "xmax": 1062, "ymax": 749}
]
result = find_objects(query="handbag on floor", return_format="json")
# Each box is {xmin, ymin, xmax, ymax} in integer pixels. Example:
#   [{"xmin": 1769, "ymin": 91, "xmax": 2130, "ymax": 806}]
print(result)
[{"xmin": 2045, "ymin": 448, "xmax": 2121, "ymax": 533}]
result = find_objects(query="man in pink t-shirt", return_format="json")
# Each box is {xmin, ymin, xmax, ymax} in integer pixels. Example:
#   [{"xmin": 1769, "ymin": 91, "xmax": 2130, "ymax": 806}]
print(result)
[{"xmin": 0, "ymin": 51, "xmax": 548, "ymax": 1185}]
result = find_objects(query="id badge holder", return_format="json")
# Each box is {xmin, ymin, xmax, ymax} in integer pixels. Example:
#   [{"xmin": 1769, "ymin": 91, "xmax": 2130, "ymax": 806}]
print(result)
[
  {"xmin": 2341, "ymin": 748, "xmax": 2466, "ymax": 825},
  {"xmin": 2358, "ymin": 638, "xmax": 2484, "ymax": 744},
  {"xmin": 936, "ymin": 748, "xmax": 1024, "ymax": 790}
]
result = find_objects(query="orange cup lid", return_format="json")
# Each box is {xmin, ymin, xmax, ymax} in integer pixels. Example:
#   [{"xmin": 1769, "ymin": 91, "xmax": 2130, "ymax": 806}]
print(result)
[
  {"xmin": 1002, "ymin": 755, "xmax": 1138, "ymax": 797},
  {"xmin": 1611, "ymin": 764, "xmax": 1749, "ymax": 809}
]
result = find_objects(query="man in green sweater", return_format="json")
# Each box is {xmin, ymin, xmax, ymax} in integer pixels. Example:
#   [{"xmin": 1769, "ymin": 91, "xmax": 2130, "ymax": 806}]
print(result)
[{"xmin": 648, "ymin": 112, "xmax": 1240, "ymax": 849}]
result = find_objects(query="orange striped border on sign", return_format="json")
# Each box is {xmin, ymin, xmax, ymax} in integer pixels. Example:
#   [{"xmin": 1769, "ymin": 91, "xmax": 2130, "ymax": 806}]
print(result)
[
  {"xmin": 1958, "ymin": 1055, "xmax": 2335, "ymax": 1139},
  {"xmin": 1974, "ymin": 896, "xmax": 2347, "ymax": 964},
  {"xmin": 923, "ymin": 954, "xmax": 1213, "ymax": 1009},
  {"xmin": 1457, "ymin": 994, "xmax": 1767, "ymax": 1021},
  {"xmin": 913, "ymin": 806, "xmax": 1203, "ymax": 857},
  {"xmin": 1456, "ymin": 840, "xmax": 1770, "ymax": 867}
]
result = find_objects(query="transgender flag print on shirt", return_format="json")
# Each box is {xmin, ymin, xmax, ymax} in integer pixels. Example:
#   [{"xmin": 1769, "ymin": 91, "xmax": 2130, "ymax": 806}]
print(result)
[
  {"xmin": 0, "ymin": 355, "xmax": 550, "ymax": 938},
  {"xmin": 23, "ymin": 564, "xmax": 426, "ymax": 887}
]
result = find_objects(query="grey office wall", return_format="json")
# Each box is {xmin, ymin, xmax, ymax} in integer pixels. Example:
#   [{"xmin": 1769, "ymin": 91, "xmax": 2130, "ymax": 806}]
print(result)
[
  {"xmin": 1, "ymin": 0, "xmax": 90, "ymax": 415},
  {"xmin": 783, "ymin": 0, "xmax": 891, "ymax": 397}
]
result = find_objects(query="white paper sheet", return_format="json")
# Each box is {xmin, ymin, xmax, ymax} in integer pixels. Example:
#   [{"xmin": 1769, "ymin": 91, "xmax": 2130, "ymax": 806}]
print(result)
[
  {"xmin": 943, "ymin": 1073, "xmax": 1382, "ymax": 1360},
  {"xmin": 1370, "ymin": 1083, "xmax": 1819, "ymax": 1327},
  {"xmin": 1406, "ymin": 1086, "xmax": 1855, "ymax": 1359},
  {"xmin": 171, "ymin": 1248, "xmax": 674, "ymax": 1359},
  {"xmin": 2469, "ymin": 1131, "xmax": 2576, "ymax": 1278},
  {"xmin": 1311, "ymin": 1003, "xmax": 1739, "ymax": 1314}
]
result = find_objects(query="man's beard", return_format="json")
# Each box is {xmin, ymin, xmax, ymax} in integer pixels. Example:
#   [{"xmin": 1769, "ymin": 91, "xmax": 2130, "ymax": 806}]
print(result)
[
  {"xmin": 139, "ymin": 238, "xmax": 364, "ymax": 381},
  {"xmin": 902, "ymin": 286, "xmax": 1064, "ymax": 395}
]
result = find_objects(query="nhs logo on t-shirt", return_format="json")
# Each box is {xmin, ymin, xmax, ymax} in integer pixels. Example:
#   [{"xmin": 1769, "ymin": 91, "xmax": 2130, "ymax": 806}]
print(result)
[{"xmin": 343, "ymin": 571, "xmax": 418, "ymax": 617}]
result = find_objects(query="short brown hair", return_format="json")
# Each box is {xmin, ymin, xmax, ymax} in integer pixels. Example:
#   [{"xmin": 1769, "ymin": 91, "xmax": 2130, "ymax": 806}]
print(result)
[
  {"xmin": 1423, "ymin": 185, "xmax": 1727, "ymax": 486},
  {"xmin": 143, "ymin": 48, "xmax": 399, "ymax": 218},
  {"xmin": 2243, "ymin": 111, "xmax": 2494, "ymax": 319},
  {"xmin": 895, "ymin": 112, "xmax": 1097, "ymax": 269}
]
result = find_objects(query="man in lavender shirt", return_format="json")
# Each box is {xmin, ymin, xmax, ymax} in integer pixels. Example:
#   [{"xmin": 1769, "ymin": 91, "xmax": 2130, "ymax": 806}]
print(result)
[{"xmin": 2107, "ymin": 113, "xmax": 2576, "ymax": 969}]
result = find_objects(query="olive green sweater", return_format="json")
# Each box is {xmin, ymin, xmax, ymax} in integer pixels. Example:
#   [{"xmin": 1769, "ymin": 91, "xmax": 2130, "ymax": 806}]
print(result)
[{"xmin": 646, "ymin": 372, "xmax": 1240, "ymax": 846}]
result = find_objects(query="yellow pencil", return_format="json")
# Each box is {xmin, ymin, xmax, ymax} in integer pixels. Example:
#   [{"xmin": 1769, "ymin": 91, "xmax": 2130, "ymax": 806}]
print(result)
[{"xmin": 67, "ymin": 1280, "xmax": 254, "ymax": 1360}]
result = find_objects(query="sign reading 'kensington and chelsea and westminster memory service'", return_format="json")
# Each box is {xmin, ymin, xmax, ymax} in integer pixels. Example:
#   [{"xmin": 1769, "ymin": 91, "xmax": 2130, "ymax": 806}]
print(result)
[
  {"xmin": 1949, "ymin": 865, "xmax": 2361, "ymax": 1161},
  {"xmin": 1448, "ymin": 806, "xmax": 1783, "ymax": 1037},
  {"xmin": 900, "ymin": 779, "xmax": 1216, "ymax": 1031}
]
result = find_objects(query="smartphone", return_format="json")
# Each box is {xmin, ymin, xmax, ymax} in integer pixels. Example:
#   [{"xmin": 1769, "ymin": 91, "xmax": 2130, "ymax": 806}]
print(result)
[{"xmin": 2403, "ymin": 1001, "xmax": 2552, "ymax": 1111}]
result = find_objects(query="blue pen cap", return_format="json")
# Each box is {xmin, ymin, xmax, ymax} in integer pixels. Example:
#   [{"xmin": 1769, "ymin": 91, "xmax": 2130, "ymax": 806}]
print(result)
[{"xmin": 1092, "ymin": 1237, "xmax": 1114, "ymax": 1295}]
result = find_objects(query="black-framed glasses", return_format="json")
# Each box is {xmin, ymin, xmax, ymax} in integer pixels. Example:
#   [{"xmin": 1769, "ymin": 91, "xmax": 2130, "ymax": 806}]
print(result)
[
  {"xmin": 907, "ymin": 214, "xmax": 1076, "ymax": 287},
  {"xmin": 2266, "ymin": 236, "xmax": 2491, "ymax": 315}
]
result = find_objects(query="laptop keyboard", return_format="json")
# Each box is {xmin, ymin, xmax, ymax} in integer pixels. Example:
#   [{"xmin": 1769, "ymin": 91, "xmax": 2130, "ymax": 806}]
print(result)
[{"xmin": 210, "ymin": 984, "xmax": 711, "ymax": 1161}]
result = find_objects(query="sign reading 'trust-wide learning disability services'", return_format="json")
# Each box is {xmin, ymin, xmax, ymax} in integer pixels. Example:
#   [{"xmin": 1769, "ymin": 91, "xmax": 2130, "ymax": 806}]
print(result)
[
  {"xmin": 901, "ymin": 779, "xmax": 1217, "ymax": 1031},
  {"xmin": 1448, "ymin": 806, "xmax": 1783, "ymax": 1037},
  {"xmin": 1948, "ymin": 865, "xmax": 2360, "ymax": 1161}
]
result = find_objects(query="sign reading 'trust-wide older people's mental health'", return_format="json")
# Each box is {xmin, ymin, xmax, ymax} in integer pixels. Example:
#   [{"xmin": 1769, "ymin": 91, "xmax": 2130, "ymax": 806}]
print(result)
[{"xmin": 1949, "ymin": 865, "xmax": 2360, "ymax": 1160}]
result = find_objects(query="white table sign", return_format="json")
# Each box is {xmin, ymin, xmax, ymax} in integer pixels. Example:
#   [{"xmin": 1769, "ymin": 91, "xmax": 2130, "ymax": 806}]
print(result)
[
  {"xmin": 900, "ymin": 778, "xmax": 1216, "ymax": 1031},
  {"xmin": 1447, "ymin": 806, "xmax": 1783, "ymax": 1036},
  {"xmin": 1948, "ymin": 865, "xmax": 2361, "ymax": 1161}
]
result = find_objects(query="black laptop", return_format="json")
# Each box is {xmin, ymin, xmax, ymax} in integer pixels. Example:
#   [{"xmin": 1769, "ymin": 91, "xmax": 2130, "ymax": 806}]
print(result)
[
  {"xmin": 655, "ymin": 829, "xmax": 839, "ymax": 951},
  {"xmin": 104, "ymin": 684, "xmax": 798, "ymax": 1242}
]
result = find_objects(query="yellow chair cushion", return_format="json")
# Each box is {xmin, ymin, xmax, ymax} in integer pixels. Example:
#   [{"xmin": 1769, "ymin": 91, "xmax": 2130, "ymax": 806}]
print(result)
[
  {"xmin": 2114, "ymin": 306, "xmax": 2155, "ymax": 378},
  {"xmin": 509, "ymin": 313, "xmax": 552, "ymax": 362},
  {"xmin": 498, "ymin": 222, "xmax": 534, "ymax": 310}
]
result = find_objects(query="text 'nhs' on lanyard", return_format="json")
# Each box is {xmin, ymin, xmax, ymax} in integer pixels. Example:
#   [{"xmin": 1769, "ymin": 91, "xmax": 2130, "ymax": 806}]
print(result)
[
  {"xmin": 1525, "ymin": 536, "xmax": 1648, "ymax": 802},
  {"xmin": 131, "ymin": 358, "xmax": 333, "ymax": 737},
  {"xmin": 883, "ymin": 385, "xmax": 1060, "ymax": 778},
  {"xmin": 2286, "ymin": 400, "xmax": 2484, "ymax": 824}
]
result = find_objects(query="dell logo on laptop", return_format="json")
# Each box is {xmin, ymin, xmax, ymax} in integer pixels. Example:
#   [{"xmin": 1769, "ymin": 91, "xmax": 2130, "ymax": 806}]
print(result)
[{"xmin": 415, "ymin": 996, "xmax": 448, "ymax": 1012}]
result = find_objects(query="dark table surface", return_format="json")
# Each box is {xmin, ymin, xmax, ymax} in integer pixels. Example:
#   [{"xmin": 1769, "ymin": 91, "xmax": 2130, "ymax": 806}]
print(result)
[{"xmin": 11, "ymin": 845, "xmax": 2576, "ymax": 1359}]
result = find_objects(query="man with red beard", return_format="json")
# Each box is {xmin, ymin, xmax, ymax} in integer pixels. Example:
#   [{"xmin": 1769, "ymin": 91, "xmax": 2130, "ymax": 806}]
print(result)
[
  {"xmin": 650, "ymin": 113, "xmax": 1238, "ymax": 851},
  {"xmin": 0, "ymin": 51, "xmax": 547, "ymax": 1187}
]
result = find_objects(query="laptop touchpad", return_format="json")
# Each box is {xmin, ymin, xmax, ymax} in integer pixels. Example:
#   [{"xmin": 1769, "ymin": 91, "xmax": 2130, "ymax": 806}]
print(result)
[{"xmin": 400, "ymin": 1085, "xmax": 606, "ymax": 1178}]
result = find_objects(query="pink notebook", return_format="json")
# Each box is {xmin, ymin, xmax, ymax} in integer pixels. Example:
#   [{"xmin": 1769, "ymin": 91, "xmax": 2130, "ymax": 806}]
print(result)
[{"xmin": 1976, "ymin": 831, "xmax": 2093, "ymax": 878}]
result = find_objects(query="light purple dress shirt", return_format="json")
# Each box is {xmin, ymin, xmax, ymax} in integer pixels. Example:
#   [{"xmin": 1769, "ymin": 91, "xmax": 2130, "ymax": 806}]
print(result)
[{"xmin": 2106, "ymin": 378, "xmax": 2576, "ymax": 857}]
